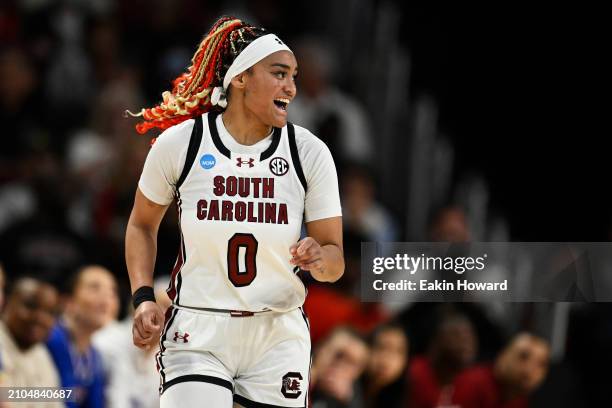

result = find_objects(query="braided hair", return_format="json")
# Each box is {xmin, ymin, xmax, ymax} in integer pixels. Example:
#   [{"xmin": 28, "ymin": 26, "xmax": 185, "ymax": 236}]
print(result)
[{"xmin": 128, "ymin": 16, "xmax": 266, "ymax": 134}]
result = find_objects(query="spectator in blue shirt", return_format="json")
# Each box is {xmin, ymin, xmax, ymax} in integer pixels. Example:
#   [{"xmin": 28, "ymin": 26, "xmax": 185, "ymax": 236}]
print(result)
[{"xmin": 46, "ymin": 265, "xmax": 119, "ymax": 408}]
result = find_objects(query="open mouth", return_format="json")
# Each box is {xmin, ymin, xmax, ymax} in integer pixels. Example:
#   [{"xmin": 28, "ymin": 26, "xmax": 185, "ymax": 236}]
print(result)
[{"xmin": 273, "ymin": 98, "xmax": 290, "ymax": 111}]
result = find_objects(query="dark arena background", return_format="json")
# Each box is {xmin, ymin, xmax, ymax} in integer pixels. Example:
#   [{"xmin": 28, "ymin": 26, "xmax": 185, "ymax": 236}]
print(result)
[{"xmin": 0, "ymin": 1, "xmax": 608, "ymax": 407}]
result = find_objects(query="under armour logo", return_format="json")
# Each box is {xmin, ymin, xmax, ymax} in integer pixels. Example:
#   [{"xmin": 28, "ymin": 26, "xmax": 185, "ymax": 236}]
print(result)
[
  {"xmin": 173, "ymin": 331, "xmax": 190, "ymax": 343},
  {"xmin": 274, "ymin": 37, "xmax": 284, "ymax": 45},
  {"xmin": 236, "ymin": 157, "xmax": 255, "ymax": 168}
]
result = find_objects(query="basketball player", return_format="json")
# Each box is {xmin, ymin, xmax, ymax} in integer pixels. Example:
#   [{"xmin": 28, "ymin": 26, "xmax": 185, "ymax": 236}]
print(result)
[{"xmin": 125, "ymin": 17, "xmax": 344, "ymax": 408}]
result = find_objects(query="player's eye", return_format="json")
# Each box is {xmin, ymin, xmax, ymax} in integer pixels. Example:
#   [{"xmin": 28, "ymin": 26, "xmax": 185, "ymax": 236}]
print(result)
[{"xmin": 274, "ymin": 71, "xmax": 287, "ymax": 79}]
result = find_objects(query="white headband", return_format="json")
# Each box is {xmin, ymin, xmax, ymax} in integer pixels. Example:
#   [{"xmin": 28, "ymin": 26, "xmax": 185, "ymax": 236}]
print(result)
[{"xmin": 211, "ymin": 34, "xmax": 292, "ymax": 108}]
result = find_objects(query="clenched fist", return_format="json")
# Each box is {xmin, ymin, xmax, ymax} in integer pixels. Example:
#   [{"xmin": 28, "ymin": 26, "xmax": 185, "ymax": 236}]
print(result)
[
  {"xmin": 132, "ymin": 301, "xmax": 164, "ymax": 350},
  {"xmin": 290, "ymin": 237, "xmax": 329, "ymax": 281}
]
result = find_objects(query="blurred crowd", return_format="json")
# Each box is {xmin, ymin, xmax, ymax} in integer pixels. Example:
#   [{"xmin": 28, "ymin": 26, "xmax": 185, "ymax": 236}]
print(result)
[
  {"xmin": 0, "ymin": 1, "xmax": 610, "ymax": 407},
  {"xmin": 0, "ymin": 264, "xmax": 555, "ymax": 408}
]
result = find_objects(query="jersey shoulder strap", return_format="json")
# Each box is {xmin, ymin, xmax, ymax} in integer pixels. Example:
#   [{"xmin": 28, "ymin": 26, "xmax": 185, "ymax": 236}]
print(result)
[
  {"xmin": 176, "ymin": 114, "xmax": 204, "ymax": 192},
  {"xmin": 287, "ymin": 122, "xmax": 307, "ymax": 193}
]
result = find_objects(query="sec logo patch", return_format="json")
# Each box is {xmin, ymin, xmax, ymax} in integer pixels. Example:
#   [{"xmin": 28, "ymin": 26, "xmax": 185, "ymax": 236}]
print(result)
[{"xmin": 270, "ymin": 157, "xmax": 289, "ymax": 176}]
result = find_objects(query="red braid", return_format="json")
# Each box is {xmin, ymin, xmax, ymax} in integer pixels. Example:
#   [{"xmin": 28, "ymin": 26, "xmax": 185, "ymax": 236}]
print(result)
[{"xmin": 128, "ymin": 17, "xmax": 264, "ymax": 134}]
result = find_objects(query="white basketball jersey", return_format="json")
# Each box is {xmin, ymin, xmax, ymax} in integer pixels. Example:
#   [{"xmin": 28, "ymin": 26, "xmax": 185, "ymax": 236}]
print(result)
[{"xmin": 138, "ymin": 112, "xmax": 341, "ymax": 312}]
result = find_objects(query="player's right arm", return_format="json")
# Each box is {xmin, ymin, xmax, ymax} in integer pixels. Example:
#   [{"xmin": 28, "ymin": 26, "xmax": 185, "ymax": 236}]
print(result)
[
  {"xmin": 126, "ymin": 120, "xmax": 190, "ymax": 349},
  {"xmin": 125, "ymin": 187, "xmax": 169, "ymax": 349}
]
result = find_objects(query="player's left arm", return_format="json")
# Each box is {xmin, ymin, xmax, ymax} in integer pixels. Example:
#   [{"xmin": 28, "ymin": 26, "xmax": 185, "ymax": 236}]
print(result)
[{"xmin": 290, "ymin": 216, "xmax": 344, "ymax": 282}]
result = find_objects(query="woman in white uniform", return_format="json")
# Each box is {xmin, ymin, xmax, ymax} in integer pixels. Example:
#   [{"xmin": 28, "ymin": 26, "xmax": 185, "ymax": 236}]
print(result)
[{"xmin": 125, "ymin": 16, "xmax": 344, "ymax": 408}]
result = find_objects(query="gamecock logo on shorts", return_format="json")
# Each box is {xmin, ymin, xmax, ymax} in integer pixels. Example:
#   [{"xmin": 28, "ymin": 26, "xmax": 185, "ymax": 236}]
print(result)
[{"xmin": 281, "ymin": 372, "xmax": 302, "ymax": 399}]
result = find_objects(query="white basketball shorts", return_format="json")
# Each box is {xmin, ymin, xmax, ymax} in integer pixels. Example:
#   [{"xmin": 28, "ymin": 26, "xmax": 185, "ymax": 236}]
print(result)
[{"xmin": 157, "ymin": 305, "xmax": 311, "ymax": 407}]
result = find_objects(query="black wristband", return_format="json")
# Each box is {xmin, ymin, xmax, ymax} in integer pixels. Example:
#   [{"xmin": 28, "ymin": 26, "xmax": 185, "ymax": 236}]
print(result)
[{"xmin": 132, "ymin": 286, "xmax": 156, "ymax": 310}]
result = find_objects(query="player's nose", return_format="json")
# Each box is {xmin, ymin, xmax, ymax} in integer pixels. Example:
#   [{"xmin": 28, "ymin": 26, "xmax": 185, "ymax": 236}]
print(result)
[{"xmin": 283, "ymin": 77, "xmax": 296, "ymax": 99}]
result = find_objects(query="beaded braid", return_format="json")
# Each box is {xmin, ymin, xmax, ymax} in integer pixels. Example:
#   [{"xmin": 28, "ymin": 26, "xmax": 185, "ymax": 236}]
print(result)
[{"xmin": 127, "ymin": 16, "xmax": 266, "ymax": 134}]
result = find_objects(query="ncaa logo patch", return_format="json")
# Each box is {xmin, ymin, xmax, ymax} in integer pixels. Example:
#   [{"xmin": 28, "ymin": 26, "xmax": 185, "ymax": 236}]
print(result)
[
  {"xmin": 281, "ymin": 372, "xmax": 302, "ymax": 399},
  {"xmin": 270, "ymin": 157, "xmax": 289, "ymax": 176},
  {"xmin": 200, "ymin": 154, "xmax": 216, "ymax": 170}
]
